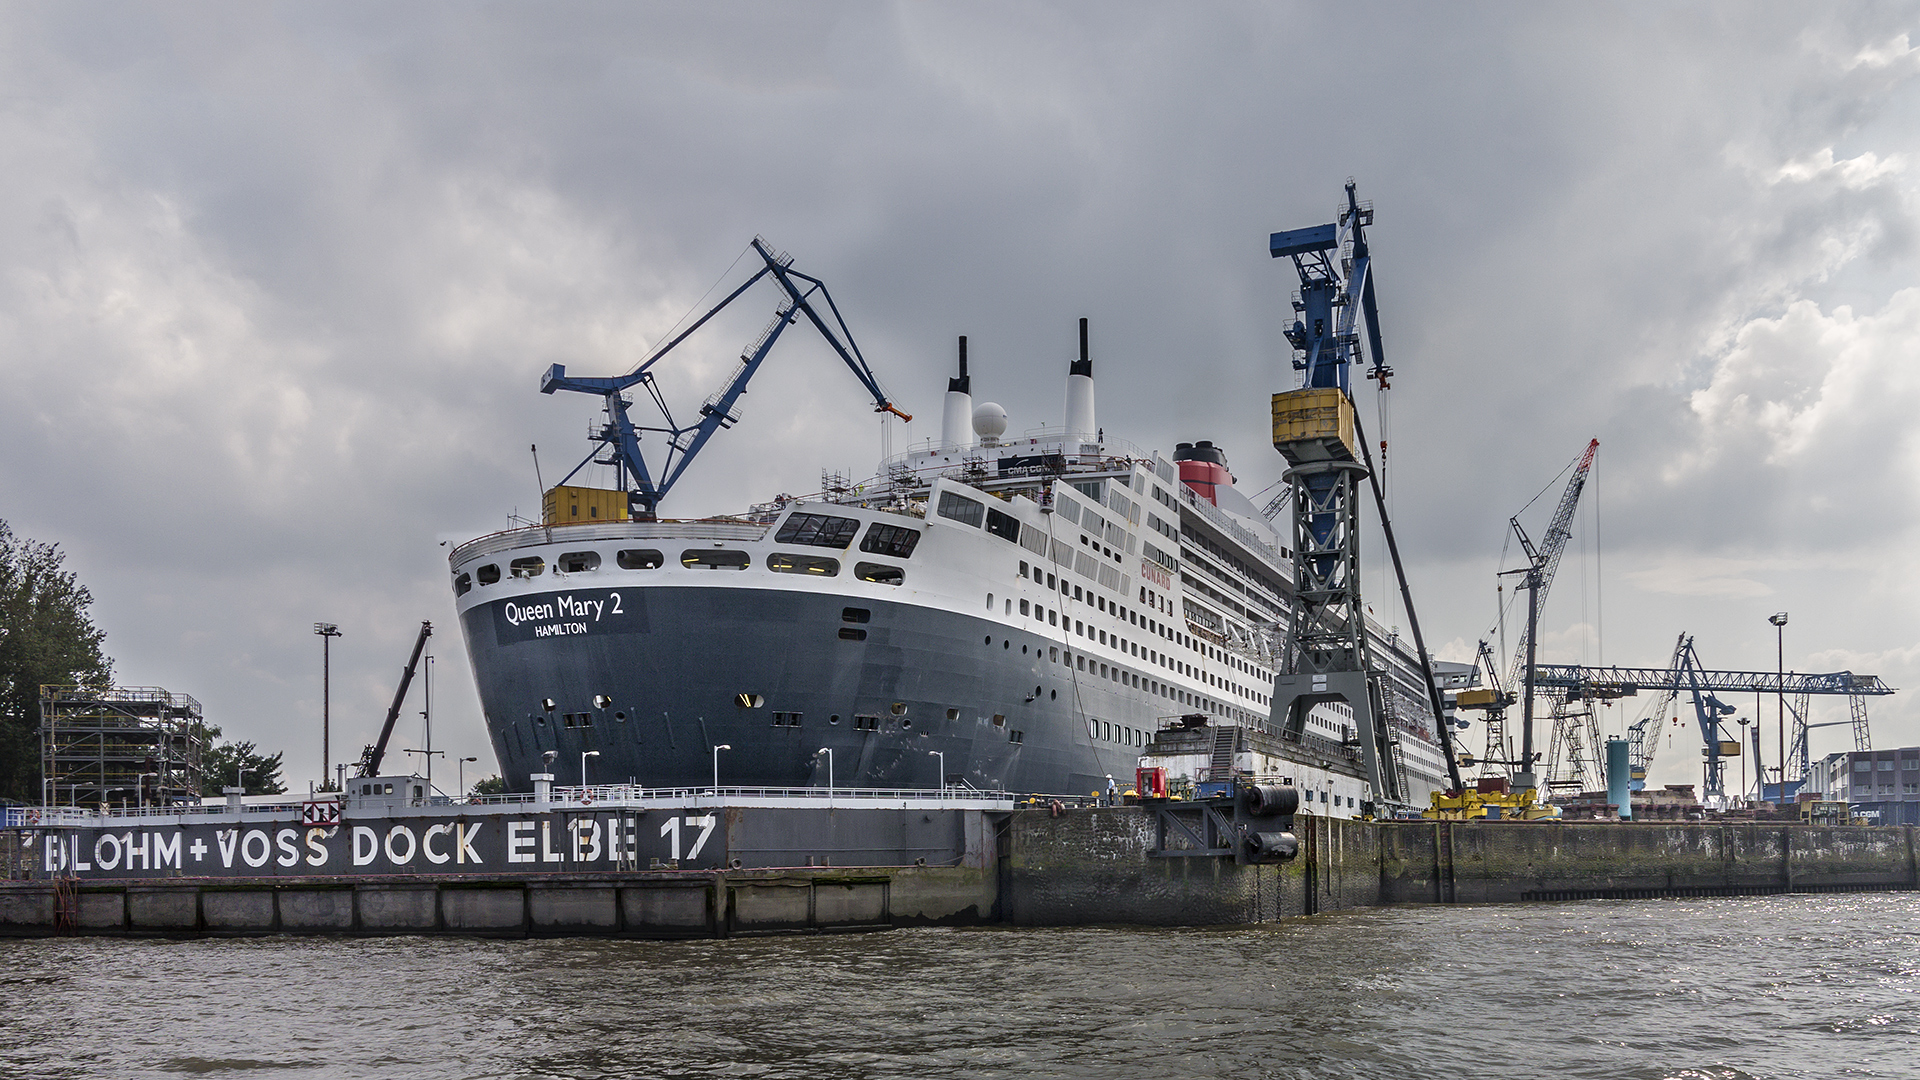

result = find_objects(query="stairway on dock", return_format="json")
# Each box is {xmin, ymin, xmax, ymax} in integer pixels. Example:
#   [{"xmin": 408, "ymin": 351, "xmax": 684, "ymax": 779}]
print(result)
[{"xmin": 1208, "ymin": 726, "xmax": 1238, "ymax": 781}]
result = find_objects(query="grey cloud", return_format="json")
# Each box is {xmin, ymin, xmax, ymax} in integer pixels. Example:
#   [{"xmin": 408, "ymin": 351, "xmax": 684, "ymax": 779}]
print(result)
[{"xmin": 2, "ymin": 3, "xmax": 1917, "ymax": 793}]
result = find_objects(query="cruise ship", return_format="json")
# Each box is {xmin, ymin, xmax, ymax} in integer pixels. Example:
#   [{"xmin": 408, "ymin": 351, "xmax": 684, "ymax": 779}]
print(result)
[{"xmin": 447, "ymin": 325, "xmax": 1454, "ymax": 814}]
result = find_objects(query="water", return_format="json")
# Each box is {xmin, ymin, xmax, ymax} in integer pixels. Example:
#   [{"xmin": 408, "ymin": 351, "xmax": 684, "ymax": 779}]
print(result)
[{"xmin": 2, "ymin": 893, "xmax": 1916, "ymax": 1080}]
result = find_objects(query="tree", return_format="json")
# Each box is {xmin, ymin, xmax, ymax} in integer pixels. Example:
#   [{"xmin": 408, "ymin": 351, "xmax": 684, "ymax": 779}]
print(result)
[
  {"xmin": 0, "ymin": 521, "xmax": 113, "ymax": 803},
  {"xmin": 198, "ymin": 724, "xmax": 288, "ymax": 796},
  {"xmin": 471, "ymin": 774, "xmax": 506, "ymax": 796}
]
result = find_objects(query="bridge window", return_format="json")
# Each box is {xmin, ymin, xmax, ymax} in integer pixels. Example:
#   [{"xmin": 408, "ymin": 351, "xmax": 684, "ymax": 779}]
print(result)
[
  {"xmin": 509, "ymin": 556, "xmax": 545, "ymax": 579},
  {"xmin": 937, "ymin": 491, "xmax": 985, "ymax": 528},
  {"xmin": 476, "ymin": 564, "xmax": 500, "ymax": 585},
  {"xmin": 860, "ymin": 522, "xmax": 923, "ymax": 558},
  {"xmin": 776, "ymin": 512, "xmax": 861, "ymax": 548},
  {"xmin": 453, "ymin": 572, "xmax": 471, "ymax": 596},
  {"xmin": 616, "ymin": 548, "xmax": 663, "ymax": 569},
  {"xmin": 985, "ymin": 508, "xmax": 1021, "ymax": 542}
]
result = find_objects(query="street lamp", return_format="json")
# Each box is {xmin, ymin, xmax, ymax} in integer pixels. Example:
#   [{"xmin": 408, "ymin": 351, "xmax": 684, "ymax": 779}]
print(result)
[
  {"xmin": 1770, "ymin": 611, "xmax": 1788, "ymax": 802},
  {"xmin": 458, "ymin": 756, "xmax": 478, "ymax": 799},
  {"xmin": 712, "ymin": 744, "xmax": 731, "ymax": 792},
  {"xmin": 815, "ymin": 747, "xmax": 833, "ymax": 792},
  {"xmin": 581, "ymin": 749, "xmax": 600, "ymax": 788},
  {"xmin": 927, "ymin": 750, "xmax": 945, "ymax": 791},
  {"xmin": 314, "ymin": 623, "xmax": 342, "ymax": 786},
  {"xmin": 1737, "ymin": 717, "xmax": 1750, "ymax": 805}
]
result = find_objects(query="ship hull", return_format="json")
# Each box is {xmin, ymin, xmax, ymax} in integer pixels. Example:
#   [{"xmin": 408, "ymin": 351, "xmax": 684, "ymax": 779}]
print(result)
[{"xmin": 462, "ymin": 583, "xmax": 1145, "ymax": 796}]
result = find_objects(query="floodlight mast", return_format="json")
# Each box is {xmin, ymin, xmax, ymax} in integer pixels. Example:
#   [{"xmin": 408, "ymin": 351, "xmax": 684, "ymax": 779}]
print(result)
[{"xmin": 539, "ymin": 237, "xmax": 910, "ymax": 520}]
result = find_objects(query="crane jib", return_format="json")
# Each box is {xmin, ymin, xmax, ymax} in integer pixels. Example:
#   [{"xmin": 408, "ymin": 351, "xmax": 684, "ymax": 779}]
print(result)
[{"xmin": 538, "ymin": 239, "xmax": 908, "ymax": 519}]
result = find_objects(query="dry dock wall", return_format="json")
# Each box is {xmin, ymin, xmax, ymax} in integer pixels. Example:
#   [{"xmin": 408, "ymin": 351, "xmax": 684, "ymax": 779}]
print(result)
[
  {"xmin": 1378, "ymin": 820, "xmax": 1920, "ymax": 903},
  {"xmin": 1002, "ymin": 809, "xmax": 1920, "ymax": 925},
  {"xmin": 0, "ymin": 867, "xmax": 998, "ymax": 938},
  {"xmin": 5, "ymin": 811, "xmax": 1915, "ymax": 937}
]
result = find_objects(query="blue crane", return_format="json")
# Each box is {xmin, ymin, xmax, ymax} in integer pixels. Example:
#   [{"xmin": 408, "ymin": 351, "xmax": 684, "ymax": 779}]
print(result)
[
  {"xmin": 540, "ymin": 237, "xmax": 911, "ymax": 520},
  {"xmin": 1534, "ymin": 647, "xmax": 1894, "ymax": 801},
  {"xmin": 1268, "ymin": 181, "xmax": 1464, "ymax": 800}
]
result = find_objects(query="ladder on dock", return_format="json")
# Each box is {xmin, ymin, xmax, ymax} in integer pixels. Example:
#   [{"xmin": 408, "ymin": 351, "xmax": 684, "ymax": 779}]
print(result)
[{"xmin": 1208, "ymin": 725, "xmax": 1238, "ymax": 781}]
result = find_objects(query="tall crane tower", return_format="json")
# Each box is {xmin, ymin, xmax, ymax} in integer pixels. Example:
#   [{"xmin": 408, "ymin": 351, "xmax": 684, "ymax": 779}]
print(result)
[
  {"xmin": 1453, "ymin": 441, "xmax": 1598, "ymax": 793},
  {"xmin": 1265, "ymin": 182, "xmax": 1462, "ymax": 809}
]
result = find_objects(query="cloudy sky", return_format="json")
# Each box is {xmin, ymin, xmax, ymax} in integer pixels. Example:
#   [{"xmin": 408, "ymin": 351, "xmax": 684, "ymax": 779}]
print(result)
[{"xmin": 3, "ymin": 3, "xmax": 1917, "ymax": 796}]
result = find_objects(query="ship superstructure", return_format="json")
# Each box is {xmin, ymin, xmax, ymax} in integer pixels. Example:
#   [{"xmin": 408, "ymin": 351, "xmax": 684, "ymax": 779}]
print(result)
[{"xmin": 449, "ymin": 327, "xmax": 1450, "ymax": 813}]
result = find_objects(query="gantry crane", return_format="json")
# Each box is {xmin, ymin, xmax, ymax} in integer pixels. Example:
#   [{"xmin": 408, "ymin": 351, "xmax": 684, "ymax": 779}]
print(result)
[
  {"xmin": 540, "ymin": 237, "xmax": 910, "ymax": 520},
  {"xmin": 1532, "ymin": 653, "xmax": 1894, "ymax": 802}
]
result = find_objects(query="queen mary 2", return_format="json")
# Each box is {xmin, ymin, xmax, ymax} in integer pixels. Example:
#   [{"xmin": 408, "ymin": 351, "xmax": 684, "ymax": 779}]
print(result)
[{"xmin": 446, "ymin": 243, "xmax": 1451, "ymax": 811}]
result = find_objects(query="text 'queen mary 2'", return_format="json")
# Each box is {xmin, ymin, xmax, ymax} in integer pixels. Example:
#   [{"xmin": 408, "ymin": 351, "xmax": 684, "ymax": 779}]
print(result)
[{"xmin": 446, "ymin": 241, "xmax": 1452, "ymax": 810}]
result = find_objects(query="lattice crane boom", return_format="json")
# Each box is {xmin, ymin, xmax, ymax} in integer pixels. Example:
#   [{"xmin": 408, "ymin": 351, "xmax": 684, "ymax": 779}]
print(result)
[
  {"xmin": 1504, "ymin": 438, "xmax": 1599, "ymax": 694},
  {"xmin": 1623, "ymin": 632, "xmax": 1690, "ymax": 786},
  {"xmin": 540, "ymin": 237, "xmax": 909, "ymax": 520}
]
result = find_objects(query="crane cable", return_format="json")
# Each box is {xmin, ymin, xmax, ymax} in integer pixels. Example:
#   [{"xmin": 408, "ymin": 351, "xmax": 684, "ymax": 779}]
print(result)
[{"xmin": 623, "ymin": 243, "xmax": 754, "ymax": 379}]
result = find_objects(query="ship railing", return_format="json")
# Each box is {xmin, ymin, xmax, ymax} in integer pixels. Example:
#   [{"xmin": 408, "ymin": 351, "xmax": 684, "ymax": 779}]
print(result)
[
  {"xmin": 11, "ymin": 802, "xmax": 307, "ymax": 826},
  {"xmin": 1173, "ymin": 481, "xmax": 1288, "ymax": 573},
  {"xmin": 461, "ymin": 784, "xmax": 1017, "ymax": 807},
  {"xmin": 449, "ymin": 519, "xmax": 771, "ymax": 563}
]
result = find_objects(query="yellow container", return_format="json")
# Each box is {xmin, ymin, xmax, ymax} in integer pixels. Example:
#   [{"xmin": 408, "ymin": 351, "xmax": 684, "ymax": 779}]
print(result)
[
  {"xmin": 542, "ymin": 484, "xmax": 630, "ymax": 525},
  {"xmin": 1271, "ymin": 387, "xmax": 1356, "ymax": 462},
  {"xmin": 1454, "ymin": 687, "xmax": 1500, "ymax": 709}
]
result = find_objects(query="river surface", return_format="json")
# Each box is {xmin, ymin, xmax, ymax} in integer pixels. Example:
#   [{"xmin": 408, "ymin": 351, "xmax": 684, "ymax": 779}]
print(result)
[{"xmin": 2, "ymin": 892, "xmax": 1915, "ymax": 1079}]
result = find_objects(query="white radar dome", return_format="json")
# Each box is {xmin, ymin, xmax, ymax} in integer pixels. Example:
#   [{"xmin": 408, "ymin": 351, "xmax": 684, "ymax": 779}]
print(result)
[{"xmin": 972, "ymin": 402, "xmax": 1008, "ymax": 439}]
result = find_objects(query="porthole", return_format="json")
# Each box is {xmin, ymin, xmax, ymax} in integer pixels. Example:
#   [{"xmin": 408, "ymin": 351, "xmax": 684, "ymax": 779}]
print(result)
[
  {"xmin": 614, "ymin": 711, "xmax": 627, "ymax": 722},
  {"xmin": 617, "ymin": 549, "xmax": 664, "ymax": 570},
  {"xmin": 1003, "ymin": 640, "xmax": 1010, "ymax": 650},
  {"xmin": 984, "ymin": 635, "xmax": 992, "ymax": 645},
  {"xmin": 735, "ymin": 693, "xmax": 765, "ymax": 709},
  {"xmin": 683, "ymin": 549, "xmax": 750, "ymax": 570},
  {"xmin": 558, "ymin": 551, "xmax": 602, "ymax": 573},
  {"xmin": 901, "ymin": 719, "xmax": 912, "ymax": 729},
  {"xmin": 1050, "ymin": 689, "xmax": 1057, "ymax": 700},
  {"xmin": 890, "ymin": 702, "xmax": 908, "ymax": 716},
  {"xmin": 946, "ymin": 708, "xmax": 960, "ymax": 721},
  {"xmin": 593, "ymin": 694, "xmax": 613, "ymax": 709},
  {"xmin": 829, "ymin": 715, "xmax": 841, "ymax": 725}
]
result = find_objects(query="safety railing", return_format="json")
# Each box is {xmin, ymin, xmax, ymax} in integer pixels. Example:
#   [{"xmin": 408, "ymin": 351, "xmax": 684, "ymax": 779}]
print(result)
[{"xmin": 450, "ymin": 519, "xmax": 771, "ymax": 563}]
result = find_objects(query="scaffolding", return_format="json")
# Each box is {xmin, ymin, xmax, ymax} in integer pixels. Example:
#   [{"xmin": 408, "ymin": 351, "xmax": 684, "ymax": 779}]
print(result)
[{"xmin": 38, "ymin": 685, "xmax": 209, "ymax": 808}]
